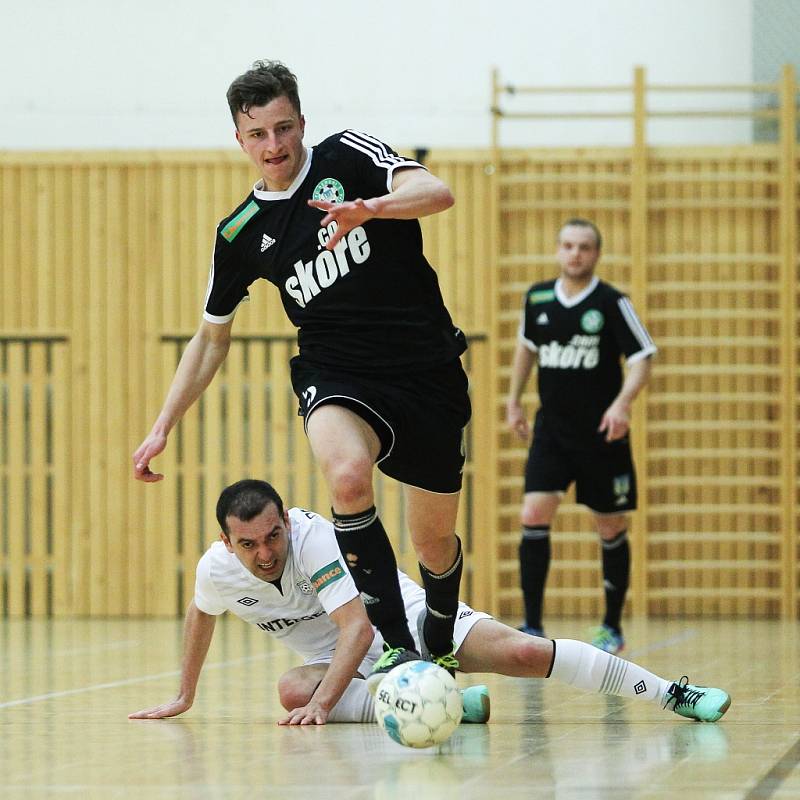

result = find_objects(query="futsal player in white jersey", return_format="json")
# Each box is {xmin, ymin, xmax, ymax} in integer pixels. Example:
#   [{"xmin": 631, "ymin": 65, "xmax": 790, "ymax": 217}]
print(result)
[{"xmin": 129, "ymin": 480, "xmax": 730, "ymax": 726}]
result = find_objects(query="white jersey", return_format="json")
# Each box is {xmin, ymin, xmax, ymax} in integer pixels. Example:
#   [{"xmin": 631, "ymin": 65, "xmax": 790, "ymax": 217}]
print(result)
[
  {"xmin": 194, "ymin": 507, "xmax": 381, "ymax": 664},
  {"xmin": 194, "ymin": 506, "xmax": 490, "ymax": 670}
]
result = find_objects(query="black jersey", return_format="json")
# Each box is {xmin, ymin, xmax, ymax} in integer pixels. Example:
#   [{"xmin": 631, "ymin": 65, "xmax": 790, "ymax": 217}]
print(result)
[
  {"xmin": 204, "ymin": 130, "xmax": 466, "ymax": 373},
  {"xmin": 519, "ymin": 276, "xmax": 656, "ymax": 446}
]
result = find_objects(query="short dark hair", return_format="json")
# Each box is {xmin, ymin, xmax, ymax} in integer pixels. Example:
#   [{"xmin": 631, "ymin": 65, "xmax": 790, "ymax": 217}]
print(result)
[
  {"xmin": 226, "ymin": 60, "xmax": 301, "ymax": 126},
  {"xmin": 559, "ymin": 218, "xmax": 602, "ymax": 250},
  {"xmin": 216, "ymin": 479, "xmax": 285, "ymax": 535}
]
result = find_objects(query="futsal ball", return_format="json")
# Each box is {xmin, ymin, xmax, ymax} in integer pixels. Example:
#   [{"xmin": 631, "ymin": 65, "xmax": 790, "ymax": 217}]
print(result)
[{"xmin": 374, "ymin": 660, "xmax": 463, "ymax": 748}]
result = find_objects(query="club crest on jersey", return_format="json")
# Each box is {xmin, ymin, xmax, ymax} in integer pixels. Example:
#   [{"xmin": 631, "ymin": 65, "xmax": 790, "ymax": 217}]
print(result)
[
  {"xmin": 581, "ymin": 309, "xmax": 604, "ymax": 333},
  {"xmin": 312, "ymin": 178, "xmax": 345, "ymax": 204},
  {"xmin": 296, "ymin": 579, "xmax": 314, "ymax": 595}
]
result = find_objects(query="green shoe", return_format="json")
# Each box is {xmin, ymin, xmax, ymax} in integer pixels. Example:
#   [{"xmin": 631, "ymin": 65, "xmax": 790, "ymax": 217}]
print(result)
[
  {"xmin": 663, "ymin": 676, "xmax": 731, "ymax": 722},
  {"xmin": 589, "ymin": 624, "xmax": 625, "ymax": 654},
  {"xmin": 431, "ymin": 649, "xmax": 459, "ymax": 676},
  {"xmin": 461, "ymin": 685, "xmax": 490, "ymax": 724},
  {"xmin": 365, "ymin": 644, "xmax": 420, "ymax": 696},
  {"xmin": 415, "ymin": 609, "xmax": 460, "ymax": 675}
]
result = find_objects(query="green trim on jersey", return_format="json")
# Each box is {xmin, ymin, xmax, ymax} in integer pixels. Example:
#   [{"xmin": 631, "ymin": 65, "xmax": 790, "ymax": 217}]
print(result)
[
  {"xmin": 529, "ymin": 289, "xmax": 556, "ymax": 305},
  {"xmin": 310, "ymin": 560, "xmax": 346, "ymax": 592},
  {"xmin": 221, "ymin": 200, "xmax": 259, "ymax": 242}
]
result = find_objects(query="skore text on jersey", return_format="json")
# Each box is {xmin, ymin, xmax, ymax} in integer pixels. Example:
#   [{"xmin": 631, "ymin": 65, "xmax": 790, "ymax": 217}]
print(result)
[
  {"xmin": 539, "ymin": 334, "xmax": 600, "ymax": 369},
  {"xmin": 284, "ymin": 223, "xmax": 371, "ymax": 308}
]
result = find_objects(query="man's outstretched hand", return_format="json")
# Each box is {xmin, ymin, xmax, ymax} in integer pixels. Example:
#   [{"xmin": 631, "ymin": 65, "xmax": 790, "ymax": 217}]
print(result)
[
  {"xmin": 308, "ymin": 197, "xmax": 380, "ymax": 249},
  {"xmin": 129, "ymin": 695, "xmax": 191, "ymax": 719},
  {"xmin": 132, "ymin": 432, "xmax": 167, "ymax": 482}
]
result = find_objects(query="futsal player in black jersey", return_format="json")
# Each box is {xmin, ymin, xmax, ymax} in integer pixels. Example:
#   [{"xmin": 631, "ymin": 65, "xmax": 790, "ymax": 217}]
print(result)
[
  {"xmin": 132, "ymin": 60, "xmax": 468, "ymax": 688},
  {"xmin": 505, "ymin": 219, "xmax": 656, "ymax": 654}
]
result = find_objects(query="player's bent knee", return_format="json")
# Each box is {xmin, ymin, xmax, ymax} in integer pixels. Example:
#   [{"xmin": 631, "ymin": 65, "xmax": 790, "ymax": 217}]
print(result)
[
  {"xmin": 521, "ymin": 495, "xmax": 558, "ymax": 527},
  {"xmin": 512, "ymin": 633, "xmax": 553, "ymax": 677},
  {"xmin": 327, "ymin": 460, "xmax": 374, "ymax": 507},
  {"xmin": 277, "ymin": 673, "xmax": 315, "ymax": 711},
  {"xmin": 595, "ymin": 516, "xmax": 628, "ymax": 539},
  {"xmin": 413, "ymin": 532, "xmax": 457, "ymax": 567}
]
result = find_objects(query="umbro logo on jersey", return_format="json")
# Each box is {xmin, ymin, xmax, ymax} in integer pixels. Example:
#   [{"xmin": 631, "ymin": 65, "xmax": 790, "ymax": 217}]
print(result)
[
  {"xmin": 634, "ymin": 680, "xmax": 647, "ymax": 695},
  {"xmin": 536, "ymin": 312, "xmax": 549, "ymax": 325},
  {"xmin": 237, "ymin": 597, "xmax": 259, "ymax": 606},
  {"xmin": 261, "ymin": 233, "xmax": 276, "ymax": 252}
]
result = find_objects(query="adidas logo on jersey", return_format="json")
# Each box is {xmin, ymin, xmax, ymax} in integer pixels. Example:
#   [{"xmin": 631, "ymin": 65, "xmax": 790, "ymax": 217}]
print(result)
[
  {"xmin": 536, "ymin": 312, "xmax": 549, "ymax": 325},
  {"xmin": 261, "ymin": 233, "xmax": 276, "ymax": 252}
]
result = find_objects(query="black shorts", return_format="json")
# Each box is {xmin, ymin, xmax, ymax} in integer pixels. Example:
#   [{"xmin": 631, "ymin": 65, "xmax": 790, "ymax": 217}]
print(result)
[
  {"xmin": 524, "ymin": 418, "xmax": 637, "ymax": 513},
  {"xmin": 290, "ymin": 357, "xmax": 471, "ymax": 494}
]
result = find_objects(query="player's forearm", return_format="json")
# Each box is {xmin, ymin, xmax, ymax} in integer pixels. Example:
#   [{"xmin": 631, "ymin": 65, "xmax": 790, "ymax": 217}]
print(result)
[
  {"xmin": 506, "ymin": 343, "xmax": 536, "ymax": 405},
  {"xmin": 312, "ymin": 618, "xmax": 374, "ymax": 711},
  {"xmin": 371, "ymin": 171, "xmax": 454, "ymax": 220},
  {"xmin": 177, "ymin": 601, "xmax": 217, "ymax": 703},
  {"xmin": 151, "ymin": 329, "xmax": 230, "ymax": 436},
  {"xmin": 615, "ymin": 357, "xmax": 652, "ymax": 407}
]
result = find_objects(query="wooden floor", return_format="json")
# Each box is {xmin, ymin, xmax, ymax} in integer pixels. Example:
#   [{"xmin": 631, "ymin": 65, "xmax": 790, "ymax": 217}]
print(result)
[{"xmin": 0, "ymin": 616, "xmax": 797, "ymax": 799}]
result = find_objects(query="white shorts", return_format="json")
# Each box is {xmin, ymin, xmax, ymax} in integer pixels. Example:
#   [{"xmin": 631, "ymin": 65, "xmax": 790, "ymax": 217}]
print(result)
[{"xmin": 304, "ymin": 572, "xmax": 492, "ymax": 676}]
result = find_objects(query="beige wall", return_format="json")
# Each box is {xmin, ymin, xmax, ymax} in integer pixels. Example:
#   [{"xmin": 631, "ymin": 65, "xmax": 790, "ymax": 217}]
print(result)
[{"xmin": 1, "ymin": 139, "xmax": 798, "ymax": 619}]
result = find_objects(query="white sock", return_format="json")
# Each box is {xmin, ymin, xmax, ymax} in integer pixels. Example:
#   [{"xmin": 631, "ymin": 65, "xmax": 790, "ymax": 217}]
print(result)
[
  {"xmin": 549, "ymin": 639, "xmax": 670, "ymax": 705},
  {"xmin": 326, "ymin": 679, "xmax": 375, "ymax": 723}
]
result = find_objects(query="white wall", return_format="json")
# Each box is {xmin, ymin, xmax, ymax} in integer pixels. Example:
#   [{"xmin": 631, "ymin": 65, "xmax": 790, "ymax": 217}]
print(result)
[{"xmin": 1, "ymin": 0, "xmax": 754, "ymax": 150}]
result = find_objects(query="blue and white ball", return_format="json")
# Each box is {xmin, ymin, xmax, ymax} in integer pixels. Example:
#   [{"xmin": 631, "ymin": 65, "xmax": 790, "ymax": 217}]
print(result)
[{"xmin": 374, "ymin": 660, "xmax": 462, "ymax": 748}]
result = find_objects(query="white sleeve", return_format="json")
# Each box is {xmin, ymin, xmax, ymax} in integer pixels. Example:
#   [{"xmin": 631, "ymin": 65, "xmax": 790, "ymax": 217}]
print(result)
[
  {"xmin": 297, "ymin": 515, "xmax": 360, "ymax": 616},
  {"xmin": 193, "ymin": 551, "xmax": 228, "ymax": 616}
]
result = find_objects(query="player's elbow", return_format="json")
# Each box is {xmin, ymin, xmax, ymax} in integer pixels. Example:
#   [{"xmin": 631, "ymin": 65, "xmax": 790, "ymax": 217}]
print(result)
[
  {"xmin": 355, "ymin": 617, "xmax": 375, "ymax": 651},
  {"xmin": 437, "ymin": 184, "xmax": 455, "ymax": 212},
  {"xmin": 346, "ymin": 616, "xmax": 376, "ymax": 668},
  {"xmin": 197, "ymin": 319, "xmax": 233, "ymax": 347}
]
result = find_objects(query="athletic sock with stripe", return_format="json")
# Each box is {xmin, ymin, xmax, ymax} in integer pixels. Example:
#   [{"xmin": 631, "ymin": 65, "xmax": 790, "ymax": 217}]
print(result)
[{"xmin": 548, "ymin": 638, "xmax": 669, "ymax": 704}]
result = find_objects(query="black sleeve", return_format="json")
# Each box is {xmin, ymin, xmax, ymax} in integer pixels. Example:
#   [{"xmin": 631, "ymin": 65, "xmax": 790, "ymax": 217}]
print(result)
[
  {"xmin": 606, "ymin": 291, "xmax": 657, "ymax": 362},
  {"xmin": 334, "ymin": 130, "xmax": 425, "ymax": 198},
  {"xmin": 202, "ymin": 234, "xmax": 253, "ymax": 324}
]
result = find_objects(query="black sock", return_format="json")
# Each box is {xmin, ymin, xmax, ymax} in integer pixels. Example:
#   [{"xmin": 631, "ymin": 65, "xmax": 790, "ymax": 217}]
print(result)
[
  {"xmin": 519, "ymin": 526, "xmax": 550, "ymax": 630},
  {"xmin": 332, "ymin": 507, "xmax": 416, "ymax": 652},
  {"xmin": 418, "ymin": 536, "xmax": 463, "ymax": 657},
  {"xmin": 601, "ymin": 529, "xmax": 630, "ymax": 633}
]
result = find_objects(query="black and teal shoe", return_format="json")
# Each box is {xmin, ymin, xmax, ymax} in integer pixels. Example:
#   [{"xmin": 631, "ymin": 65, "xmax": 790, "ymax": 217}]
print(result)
[
  {"xmin": 663, "ymin": 676, "xmax": 731, "ymax": 722},
  {"xmin": 461, "ymin": 685, "xmax": 490, "ymax": 723}
]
